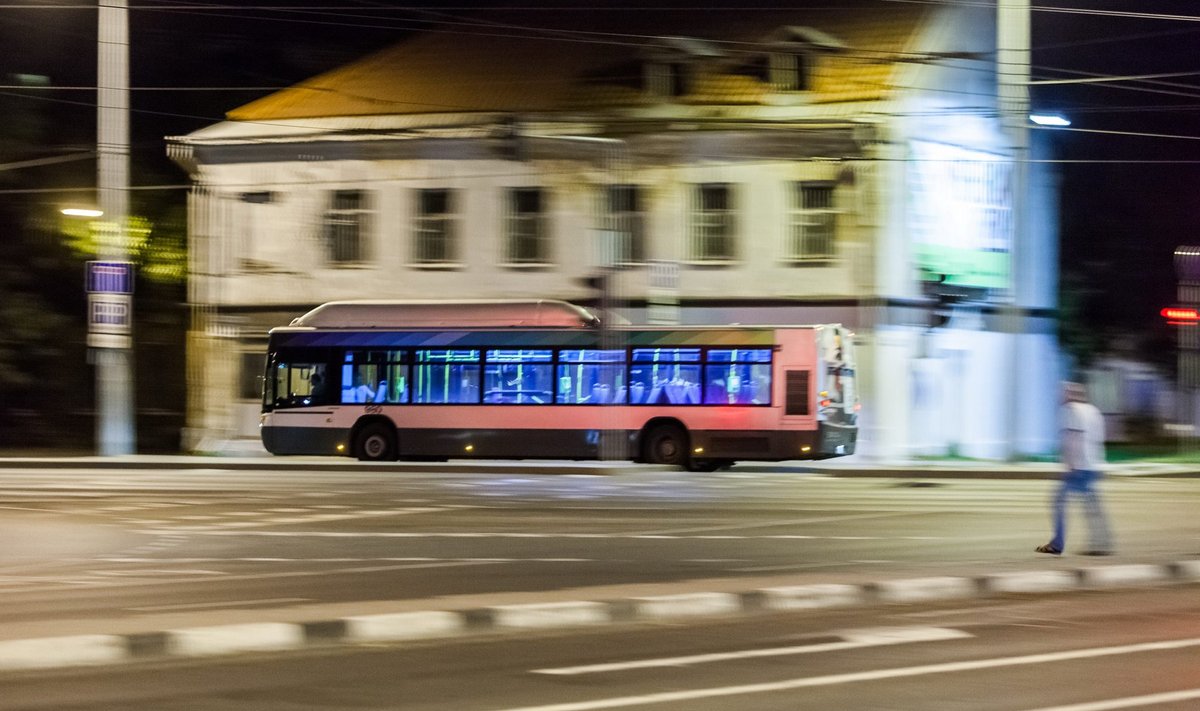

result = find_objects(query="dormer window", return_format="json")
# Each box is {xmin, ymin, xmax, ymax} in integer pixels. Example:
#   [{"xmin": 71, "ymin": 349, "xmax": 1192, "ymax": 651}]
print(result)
[
  {"xmin": 647, "ymin": 61, "xmax": 691, "ymax": 97},
  {"xmin": 737, "ymin": 25, "xmax": 845, "ymax": 94},
  {"xmin": 641, "ymin": 36, "xmax": 723, "ymax": 99},
  {"xmin": 770, "ymin": 51, "xmax": 810, "ymax": 91}
]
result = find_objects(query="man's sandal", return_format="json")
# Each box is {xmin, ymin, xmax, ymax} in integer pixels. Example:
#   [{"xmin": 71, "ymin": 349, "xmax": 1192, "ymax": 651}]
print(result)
[{"xmin": 1035, "ymin": 543, "xmax": 1062, "ymax": 555}]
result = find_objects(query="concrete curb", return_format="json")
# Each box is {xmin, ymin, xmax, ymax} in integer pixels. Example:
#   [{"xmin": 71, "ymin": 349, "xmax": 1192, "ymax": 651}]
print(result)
[{"xmin": 1, "ymin": 560, "xmax": 1196, "ymax": 674}]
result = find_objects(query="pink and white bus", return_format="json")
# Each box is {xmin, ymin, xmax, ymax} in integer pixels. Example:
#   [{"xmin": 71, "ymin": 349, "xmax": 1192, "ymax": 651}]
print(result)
[{"xmin": 260, "ymin": 300, "xmax": 858, "ymax": 470}]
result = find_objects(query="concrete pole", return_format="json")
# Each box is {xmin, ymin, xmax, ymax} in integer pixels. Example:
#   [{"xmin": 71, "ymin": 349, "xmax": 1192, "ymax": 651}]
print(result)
[
  {"xmin": 96, "ymin": 0, "xmax": 135, "ymax": 454},
  {"xmin": 998, "ymin": 0, "xmax": 1030, "ymax": 460}
]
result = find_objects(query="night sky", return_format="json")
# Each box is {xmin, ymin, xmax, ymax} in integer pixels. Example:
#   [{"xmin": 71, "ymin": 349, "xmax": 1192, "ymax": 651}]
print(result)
[{"xmin": 2, "ymin": 1, "xmax": 1198, "ymax": 358}]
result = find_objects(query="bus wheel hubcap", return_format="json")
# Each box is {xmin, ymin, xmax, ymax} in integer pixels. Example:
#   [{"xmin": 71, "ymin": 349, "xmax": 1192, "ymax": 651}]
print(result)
[
  {"xmin": 365, "ymin": 436, "xmax": 385, "ymax": 457},
  {"xmin": 657, "ymin": 438, "xmax": 678, "ymax": 461}
]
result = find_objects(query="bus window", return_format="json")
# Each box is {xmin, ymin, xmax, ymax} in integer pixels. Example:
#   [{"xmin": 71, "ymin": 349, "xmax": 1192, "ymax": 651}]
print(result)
[
  {"xmin": 272, "ymin": 361, "xmax": 329, "ymax": 408},
  {"xmin": 704, "ymin": 348, "xmax": 772, "ymax": 405},
  {"xmin": 484, "ymin": 349, "xmax": 553, "ymax": 404},
  {"xmin": 413, "ymin": 349, "xmax": 481, "ymax": 404},
  {"xmin": 342, "ymin": 350, "xmax": 408, "ymax": 404},
  {"xmin": 630, "ymin": 348, "xmax": 701, "ymax": 405},
  {"xmin": 556, "ymin": 349, "xmax": 624, "ymax": 404}
]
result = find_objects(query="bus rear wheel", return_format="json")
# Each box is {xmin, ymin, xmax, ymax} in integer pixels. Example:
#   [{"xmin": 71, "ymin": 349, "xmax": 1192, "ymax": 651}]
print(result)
[
  {"xmin": 354, "ymin": 423, "xmax": 397, "ymax": 461},
  {"xmin": 643, "ymin": 424, "xmax": 689, "ymax": 468}
]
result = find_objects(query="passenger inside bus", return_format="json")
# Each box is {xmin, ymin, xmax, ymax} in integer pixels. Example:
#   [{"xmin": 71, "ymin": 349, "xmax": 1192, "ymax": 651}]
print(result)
[{"xmin": 307, "ymin": 368, "xmax": 329, "ymax": 405}]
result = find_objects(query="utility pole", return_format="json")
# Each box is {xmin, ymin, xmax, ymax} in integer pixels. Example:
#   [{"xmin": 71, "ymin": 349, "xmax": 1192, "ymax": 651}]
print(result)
[
  {"xmin": 998, "ymin": 0, "xmax": 1030, "ymax": 461},
  {"xmin": 94, "ymin": 0, "xmax": 135, "ymax": 455}
]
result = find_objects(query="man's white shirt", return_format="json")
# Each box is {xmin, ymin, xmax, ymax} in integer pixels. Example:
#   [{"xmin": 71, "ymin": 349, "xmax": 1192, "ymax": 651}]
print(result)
[{"xmin": 1061, "ymin": 401, "xmax": 1106, "ymax": 471}]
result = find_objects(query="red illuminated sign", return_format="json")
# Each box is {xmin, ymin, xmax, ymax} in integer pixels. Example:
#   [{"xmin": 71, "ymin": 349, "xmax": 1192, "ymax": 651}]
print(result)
[{"xmin": 1162, "ymin": 307, "xmax": 1200, "ymax": 324}]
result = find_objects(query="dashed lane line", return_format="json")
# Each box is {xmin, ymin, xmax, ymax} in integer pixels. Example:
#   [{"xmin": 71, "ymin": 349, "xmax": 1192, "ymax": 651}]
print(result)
[
  {"xmin": 533, "ymin": 626, "xmax": 972, "ymax": 675},
  {"xmin": 489, "ymin": 637, "xmax": 1200, "ymax": 711},
  {"xmin": 1018, "ymin": 689, "xmax": 1200, "ymax": 711}
]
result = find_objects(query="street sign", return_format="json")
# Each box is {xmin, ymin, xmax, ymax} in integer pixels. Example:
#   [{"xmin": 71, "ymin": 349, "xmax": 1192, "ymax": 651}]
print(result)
[
  {"xmin": 86, "ymin": 260, "xmax": 134, "ymax": 294},
  {"xmin": 87, "ymin": 292, "xmax": 132, "ymax": 350}
]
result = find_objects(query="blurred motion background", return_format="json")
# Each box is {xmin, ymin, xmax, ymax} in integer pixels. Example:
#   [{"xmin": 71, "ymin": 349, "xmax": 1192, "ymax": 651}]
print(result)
[{"xmin": 0, "ymin": 0, "xmax": 1196, "ymax": 459}]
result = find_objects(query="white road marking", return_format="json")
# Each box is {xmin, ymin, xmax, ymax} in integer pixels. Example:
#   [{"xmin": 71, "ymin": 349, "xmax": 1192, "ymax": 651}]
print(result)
[
  {"xmin": 498, "ymin": 637, "xmax": 1200, "ymax": 711},
  {"xmin": 148, "ymin": 507, "xmax": 447, "ymax": 531},
  {"xmin": 149, "ymin": 530, "xmax": 944, "ymax": 540},
  {"xmin": 90, "ymin": 569, "xmax": 223, "ymax": 577},
  {"xmin": 99, "ymin": 557, "xmax": 595, "ymax": 563},
  {"xmin": 1, "ymin": 560, "xmax": 504, "ymax": 594},
  {"xmin": 1018, "ymin": 689, "xmax": 1200, "ymax": 711},
  {"xmin": 534, "ymin": 626, "xmax": 971, "ymax": 675},
  {"xmin": 632, "ymin": 512, "xmax": 917, "ymax": 537}
]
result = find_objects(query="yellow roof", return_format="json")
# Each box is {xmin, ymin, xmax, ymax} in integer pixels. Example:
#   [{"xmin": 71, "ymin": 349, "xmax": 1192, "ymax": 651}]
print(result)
[{"xmin": 228, "ymin": 4, "xmax": 926, "ymax": 122}]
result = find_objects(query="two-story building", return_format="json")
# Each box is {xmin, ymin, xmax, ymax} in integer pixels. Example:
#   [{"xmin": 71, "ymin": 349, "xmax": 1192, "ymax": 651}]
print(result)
[{"xmin": 168, "ymin": 1, "xmax": 1062, "ymax": 459}]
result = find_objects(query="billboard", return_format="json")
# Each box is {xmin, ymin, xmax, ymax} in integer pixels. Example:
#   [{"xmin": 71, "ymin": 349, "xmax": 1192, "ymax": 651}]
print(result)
[{"xmin": 908, "ymin": 141, "xmax": 1012, "ymax": 290}]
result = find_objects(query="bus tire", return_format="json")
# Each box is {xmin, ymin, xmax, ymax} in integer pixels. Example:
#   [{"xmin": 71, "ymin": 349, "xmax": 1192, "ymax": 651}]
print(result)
[
  {"xmin": 643, "ymin": 423, "xmax": 689, "ymax": 468},
  {"xmin": 354, "ymin": 422, "xmax": 397, "ymax": 461}
]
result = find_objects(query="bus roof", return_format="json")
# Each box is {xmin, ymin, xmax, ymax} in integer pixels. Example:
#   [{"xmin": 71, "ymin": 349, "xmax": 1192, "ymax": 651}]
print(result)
[{"xmin": 288, "ymin": 299, "xmax": 601, "ymax": 329}]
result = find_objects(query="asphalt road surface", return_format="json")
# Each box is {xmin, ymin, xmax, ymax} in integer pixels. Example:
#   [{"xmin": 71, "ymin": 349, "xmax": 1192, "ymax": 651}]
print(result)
[
  {"xmin": 0, "ymin": 464, "xmax": 1198, "ymax": 710},
  {"xmin": 0, "ymin": 466, "xmax": 1197, "ymax": 632},
  {"xmin": 0, "ymin": 585, "xmax": 1197, "ymax": 710}
]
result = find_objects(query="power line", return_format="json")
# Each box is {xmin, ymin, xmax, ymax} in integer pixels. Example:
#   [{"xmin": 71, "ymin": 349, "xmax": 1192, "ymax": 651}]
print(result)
[
  {"xmin": 881, "ymin": 0, "xmax": 1200, "ymax": 23},
  {"xmin": 1031, "ymin": 71, "xmax": 1200, "ymax": 87},
  {"xmin": 0, "ymin": 86, "xmax": 285, "ymax": 91}
]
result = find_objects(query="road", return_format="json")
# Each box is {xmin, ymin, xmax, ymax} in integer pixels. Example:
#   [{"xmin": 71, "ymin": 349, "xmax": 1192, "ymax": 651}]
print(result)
[
  {"xmin": 0, "ymin": 463, "xmax": 1197, "ymax": 709},
  {"xmin": 1, "ymin": 586, "xmax": 1198, "ymax": 710},
  {"xmin": 0, "ymin": 466, "xmax": 1197, "ymax": 625}
]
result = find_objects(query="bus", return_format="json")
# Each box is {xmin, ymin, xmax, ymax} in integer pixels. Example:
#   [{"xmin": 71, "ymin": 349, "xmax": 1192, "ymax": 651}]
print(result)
[{"xmin": 260, "ymin": 300, "xmax": 858, "ymax": 470}]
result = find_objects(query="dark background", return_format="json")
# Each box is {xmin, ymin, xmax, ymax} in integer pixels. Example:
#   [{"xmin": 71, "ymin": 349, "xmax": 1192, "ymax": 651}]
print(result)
[{"xmin": 1, "ymin": 1, "xmax": 1197, "ymax": 450}]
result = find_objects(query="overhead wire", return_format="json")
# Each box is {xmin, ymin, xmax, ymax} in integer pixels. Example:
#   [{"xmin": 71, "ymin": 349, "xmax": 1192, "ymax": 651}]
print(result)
[{"xmin": 0, "ymin": 0, "xmax": 1195, "ymax": 178}]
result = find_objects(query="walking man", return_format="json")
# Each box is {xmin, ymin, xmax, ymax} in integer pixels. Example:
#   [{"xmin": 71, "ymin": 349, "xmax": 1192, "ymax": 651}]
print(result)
[{"xmin": 1037, "ymin": 381, "xmax": 1113, "ymax": 556}]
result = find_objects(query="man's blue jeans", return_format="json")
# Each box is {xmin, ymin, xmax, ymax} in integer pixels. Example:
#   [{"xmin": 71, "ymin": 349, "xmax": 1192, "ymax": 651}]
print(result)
[{"xmin": 1049, "ymin": 468, "xmax": 1112, "ymax": 552}]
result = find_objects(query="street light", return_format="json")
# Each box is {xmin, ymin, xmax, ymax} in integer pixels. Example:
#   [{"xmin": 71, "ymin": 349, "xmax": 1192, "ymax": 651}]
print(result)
[
  {"xmin": 62, "ymin": 208, "xmax": 104, "ymax": 218},
  {"xmin": 1029, "ymin": 114, "xmax": 1071, "ymax": 127}
]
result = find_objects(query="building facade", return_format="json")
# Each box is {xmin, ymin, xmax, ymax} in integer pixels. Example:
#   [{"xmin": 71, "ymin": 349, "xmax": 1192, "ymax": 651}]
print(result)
[{"xmin": 168, "ymin": 2, "xmax": 1062, "ymax": 459}]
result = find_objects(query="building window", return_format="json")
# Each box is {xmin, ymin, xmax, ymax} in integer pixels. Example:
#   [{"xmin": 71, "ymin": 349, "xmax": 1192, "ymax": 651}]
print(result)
[
  {"xmin": 240, "ymin": 352, "xmax": 266, "ymax": 400},
  {"xmin": 504, "ymin": 188, "xmax": 549, "ymax": 265},
  {"xmin": 412, "ymin": 188, "xmax": 458, "ymax": 266},
  {"xmin": 787, "ymin": 182, "xmax": 837, "ymax": 262},
  {"xmin": 646, "ymin": 61, "xmax": 691, "ymax": 98},
  {"xmin": 689, "ymin": 183, "xmax": 735, "ymax": 262},
  {"xmin": 603, "ymin": 185, "xmax": 646, "ymax": 265},
  {"xmin": 322, "ymin": 189, "xmax": 370, "ymax": 264},
  {"xmin": 770, "ymin": 52, "xmax": 810, "ymax": 91}
]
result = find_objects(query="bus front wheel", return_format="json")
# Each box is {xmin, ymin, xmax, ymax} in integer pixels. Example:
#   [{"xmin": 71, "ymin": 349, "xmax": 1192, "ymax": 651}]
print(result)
[
  {"xmin": 354, "ymin": 422, "xmax": 397, "ymax": 461},
  {"xmin": 643, "ymin": 424, "xmax": 689, "ymax": 468}
]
